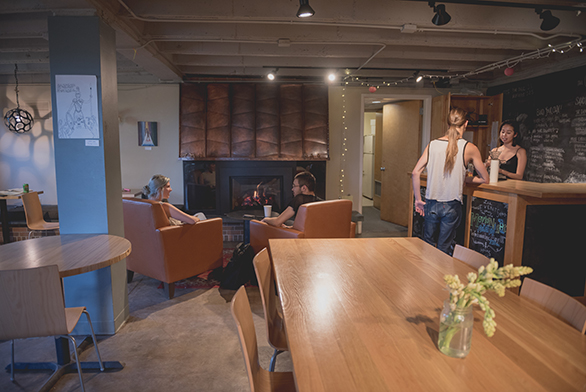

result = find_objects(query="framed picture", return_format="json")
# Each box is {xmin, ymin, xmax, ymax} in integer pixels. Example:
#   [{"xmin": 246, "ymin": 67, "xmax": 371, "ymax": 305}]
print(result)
[{"xmin": 138, "ymin": 121, "xmax": 157, "ymax": 146}]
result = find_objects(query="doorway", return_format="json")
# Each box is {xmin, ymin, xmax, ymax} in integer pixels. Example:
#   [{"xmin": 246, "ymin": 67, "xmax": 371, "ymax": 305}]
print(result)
[{"xmin": 360, "ymin": 94, "xmax": 431, "ymax": 233}]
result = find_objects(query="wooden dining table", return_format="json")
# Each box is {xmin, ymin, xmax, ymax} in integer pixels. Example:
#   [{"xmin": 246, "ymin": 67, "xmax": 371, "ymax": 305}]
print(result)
[
  {"xmin": 0, "ymin": 234, "xmax": 132, "ymax": 392},
  {"xmin": 269, "ymin": 237, "xmax": 586, "ymax": 392}
]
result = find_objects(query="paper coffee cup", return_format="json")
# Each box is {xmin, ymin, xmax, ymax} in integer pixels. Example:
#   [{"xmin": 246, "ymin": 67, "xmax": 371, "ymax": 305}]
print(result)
[
  {"xmin": 263, "ymin": 205, "xmax": 272, "ymax": 217},
  {"xmin": 489, "ymin": 160, "xmax": 500, "ymax": 184}
]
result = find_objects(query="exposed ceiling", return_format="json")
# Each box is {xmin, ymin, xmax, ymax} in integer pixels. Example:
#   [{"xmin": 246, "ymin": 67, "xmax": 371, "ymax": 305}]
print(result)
[{"xmin": 1, "ymin": 0, "xmax": 586, "ymax": 88}]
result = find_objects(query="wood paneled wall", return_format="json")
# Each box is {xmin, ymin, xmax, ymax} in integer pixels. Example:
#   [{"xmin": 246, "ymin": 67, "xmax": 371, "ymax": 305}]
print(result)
[{"xmin": 180, "ymin": 83, "xmax": 329, "ymax": 160}]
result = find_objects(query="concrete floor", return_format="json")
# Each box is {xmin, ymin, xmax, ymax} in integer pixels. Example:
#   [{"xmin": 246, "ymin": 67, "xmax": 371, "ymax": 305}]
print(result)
[{"xmin": 0, "ymin": 210, "xmax": 405, "ymax": 392}]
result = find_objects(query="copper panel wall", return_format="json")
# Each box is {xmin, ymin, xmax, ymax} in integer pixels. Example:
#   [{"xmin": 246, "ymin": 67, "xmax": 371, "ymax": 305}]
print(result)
[
  {"xmin": 179, "ymin": 83, "xmax": 328, "ymax": 160},
  {"xmin": 255, "ymin": 84, "xmax": 279, "ymax": 158},
  {"xmin": 231, "ymin": 84, "xmax": 255, "ymax": 157},
  {"xmin": 303, "ymin": 85, "xmax": 329, "ymax": 159},
  {"xmin": 206, "ymin": 84, "xmax": 231, "ymax": 157},
  {"xmin": 180, "ymin": 84, "xmax": 207, "ymax": 158},
  {"xmin": 280, "ymin": 84, "xmax": 303, "ymax": 158}
]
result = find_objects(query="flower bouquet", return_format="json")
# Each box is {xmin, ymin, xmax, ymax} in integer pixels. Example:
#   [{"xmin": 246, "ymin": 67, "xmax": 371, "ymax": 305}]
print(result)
[{"xmin": 438, "ymin": 259, "xmax": 533, "ymax": 358}]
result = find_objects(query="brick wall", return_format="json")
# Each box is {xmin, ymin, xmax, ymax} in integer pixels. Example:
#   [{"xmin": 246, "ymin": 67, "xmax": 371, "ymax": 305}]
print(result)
[{"xmin": 223, "ymin": 221, "xmax": 244, "ymax": 243}]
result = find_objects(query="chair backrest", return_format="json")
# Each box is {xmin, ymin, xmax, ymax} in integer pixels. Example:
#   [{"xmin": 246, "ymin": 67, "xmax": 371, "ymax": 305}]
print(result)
[
  {"xmin": 453, "ymin": 245, "xmax": 490, "ymax": 270},
  {"xmin": 293, "ymin": 199, "xmax": 353, "ymax": 238},
  {"xmin": 21, "ymin": 191, "xmax": 45, "ymax": 228},
  {"xmin": 253, "ymin": 248, "xmax": 279, "ymax": 340},
  {"xmin": 0, "ymin": 265, "xmax": 68, "ymax": 340},
  {"xmin": 231, "ymin": 286, "xmax": 261, "ymax": 392},
  {"xmin": 520, "ymin": 278, "xmax": 586, "ymax": 334}
]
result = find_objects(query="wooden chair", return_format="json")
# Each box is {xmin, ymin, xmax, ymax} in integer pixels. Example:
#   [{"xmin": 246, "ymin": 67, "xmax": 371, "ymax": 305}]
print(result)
[
  {"xmin": 453, "ymin": 245, "xmax": 490, "ymax": 270},
  {"xmin": 520, "ymin": 278, "xmax": 586, "ymax": 334},
  {"xmin": 230, "ymin": 286, "xmax": 296, "ymax": 392},
  {"xmin": 0, "ymin": 265, "xmax": 104, "ymax": 391},
  {"xmin": 21, "ymin": 191, "xmax": 59, "ymax": 239},
  {"xmin": 253, "ymin": 248, "xmax": 288, "ymax": 371}
]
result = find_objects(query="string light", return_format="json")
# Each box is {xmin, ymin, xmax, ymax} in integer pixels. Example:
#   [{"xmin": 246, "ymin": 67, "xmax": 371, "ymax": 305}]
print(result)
[
  {"xmin": 339, "ymin": 38, "xmax": 585, "ymax": 87},
  {"xmin": 340, "ymin": 85, "xmax": 347, "ymax": 197}
]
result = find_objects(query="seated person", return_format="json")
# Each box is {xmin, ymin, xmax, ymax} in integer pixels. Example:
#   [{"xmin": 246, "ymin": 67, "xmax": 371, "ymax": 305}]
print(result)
[
  {"xmin": 261, "ymin": 171, "xmax": 322, "ymax": 228},
  {"xmin": 142, "ymin": 174, "xmax": 201, "ymax": 226}
]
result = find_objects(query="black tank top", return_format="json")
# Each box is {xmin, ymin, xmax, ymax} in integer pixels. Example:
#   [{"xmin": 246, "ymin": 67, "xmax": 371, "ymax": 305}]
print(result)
[{"xmin": 500, "ymin": 153, "xmax": 518, "ymax": 175}]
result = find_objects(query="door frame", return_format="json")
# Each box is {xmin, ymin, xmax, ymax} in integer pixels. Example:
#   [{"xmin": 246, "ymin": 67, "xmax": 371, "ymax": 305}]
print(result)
[{"xmin": 358, "ymin": 94, "xmax": 432, "ymax": 213}]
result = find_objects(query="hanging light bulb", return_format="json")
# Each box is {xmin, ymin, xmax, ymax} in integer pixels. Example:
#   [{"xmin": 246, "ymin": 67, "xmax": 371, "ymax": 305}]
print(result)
[{"xmin": 3, "ymin": 64, "xmax": 34, "ymax": 134}]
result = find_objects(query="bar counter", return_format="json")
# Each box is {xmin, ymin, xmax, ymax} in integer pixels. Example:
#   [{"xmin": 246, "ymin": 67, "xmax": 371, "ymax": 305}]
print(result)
[{"xmin": 408, "ymin": 176, "xmax": 586, "ymax": 296}]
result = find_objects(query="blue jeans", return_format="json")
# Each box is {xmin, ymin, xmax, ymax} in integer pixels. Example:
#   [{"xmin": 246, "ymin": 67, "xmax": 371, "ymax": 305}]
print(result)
[{"xmin": 423, "ymin": 199, "xmax": 462, "ymax": 255}]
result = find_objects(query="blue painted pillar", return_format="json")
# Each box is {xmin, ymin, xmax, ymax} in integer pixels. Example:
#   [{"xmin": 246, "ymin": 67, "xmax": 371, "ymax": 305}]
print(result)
[{"xmin": 48, "ymin": 16, "xmax": 128, "ymax": 334}]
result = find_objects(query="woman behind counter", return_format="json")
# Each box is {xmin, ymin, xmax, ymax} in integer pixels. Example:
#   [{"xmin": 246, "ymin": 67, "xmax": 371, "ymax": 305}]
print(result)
[
  {"xmin": 143, "ymin": 174, "xmax": 200, "ymax": 225},
  {"xmin": 488, "ymin": 120, "xmax": 527, "ymax": 180}
]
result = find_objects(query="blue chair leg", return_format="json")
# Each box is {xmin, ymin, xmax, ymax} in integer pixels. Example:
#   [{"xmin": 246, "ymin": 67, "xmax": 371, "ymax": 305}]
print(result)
[{"xmin": 269, "ymin": 349, "xmax": 284, "ymax": 372}]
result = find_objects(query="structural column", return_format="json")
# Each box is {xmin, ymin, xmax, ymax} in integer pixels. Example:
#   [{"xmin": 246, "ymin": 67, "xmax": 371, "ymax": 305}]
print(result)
[{"xmin": 49, "ymin": 16, "xmax": 127, "ymax": 334}]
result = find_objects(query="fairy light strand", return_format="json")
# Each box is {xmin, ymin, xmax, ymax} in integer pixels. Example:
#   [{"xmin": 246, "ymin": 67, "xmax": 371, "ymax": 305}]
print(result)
[{"xmin": 340, "ymin": 86, "xmax": 347, "ymax": 198}]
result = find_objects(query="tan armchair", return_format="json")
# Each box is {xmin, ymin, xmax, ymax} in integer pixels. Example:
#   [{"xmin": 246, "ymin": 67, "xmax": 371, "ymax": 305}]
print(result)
[
  {"xmin": 250, "ymin": 199, "xmax": 356, "ymax": 254},
  {"xmin": 122, "ymin": 198, "xmax": 223, "ymax": 299}
]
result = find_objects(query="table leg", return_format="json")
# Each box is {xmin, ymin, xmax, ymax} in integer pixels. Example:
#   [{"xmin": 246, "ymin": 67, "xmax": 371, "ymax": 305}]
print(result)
[
  {"xmin": 1, "ymin": 199, "xmax": 10, "ymax": 244},
  {"xmin": 5, "ymin": 337, "xmax": 124, "ymax": 391}
]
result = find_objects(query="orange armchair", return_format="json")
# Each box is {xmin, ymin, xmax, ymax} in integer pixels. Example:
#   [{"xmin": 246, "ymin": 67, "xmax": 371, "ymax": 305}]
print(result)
[
  {"xmin": 250, "ymin": 199, "xmax": 356, "ymax": 254},
  {"xmin": 122, "ymin": 198, "xmax": 223, "ymax": 299}
]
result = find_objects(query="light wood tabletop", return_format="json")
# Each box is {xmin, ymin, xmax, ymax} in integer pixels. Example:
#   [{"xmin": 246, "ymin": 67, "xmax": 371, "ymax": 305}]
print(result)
[
  {"xmin": 269, "ymin": 237, "xmax": 586, "ymax": 392},
  {"xmin": 0, "ymin": 234, "xmax": 131, "ymax": 277}
]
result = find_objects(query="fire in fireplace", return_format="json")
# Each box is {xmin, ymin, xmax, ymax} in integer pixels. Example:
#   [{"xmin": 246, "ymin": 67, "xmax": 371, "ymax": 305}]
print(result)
[{"xmin": 231, "ymin": 176, "xmax": 282, "ymax": 212}]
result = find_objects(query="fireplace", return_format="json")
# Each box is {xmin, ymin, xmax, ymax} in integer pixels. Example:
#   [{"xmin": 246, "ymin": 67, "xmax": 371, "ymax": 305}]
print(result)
[{"xmin": 231, "ymin": 176, "xmax": 283, "ymax": 212}]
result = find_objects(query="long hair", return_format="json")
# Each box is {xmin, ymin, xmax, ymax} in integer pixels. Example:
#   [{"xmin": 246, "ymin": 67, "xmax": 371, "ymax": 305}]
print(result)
[
  {"xmin": 142, "ymin": 174, "xmax": 170, "ymax": 200},
  {"xmin": 444, "ymin": 107, "xmax": 468, "ymax": 174},
  {"xmin": 499, "ymin": 119, "xmax": 521, "ymax": 147}
]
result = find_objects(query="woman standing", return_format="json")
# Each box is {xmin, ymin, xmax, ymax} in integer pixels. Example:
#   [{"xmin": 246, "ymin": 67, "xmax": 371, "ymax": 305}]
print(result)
[
  {"xmin": 143, "ymin": 174, "xmax": 200, "ymax": 225},
  {"xmin": 487, "ymin": 120, "xmax": 527, "ymax": 180},
  {"xmin": 412, "ymin": 108, "xmax": 488, "ymax": 255}
]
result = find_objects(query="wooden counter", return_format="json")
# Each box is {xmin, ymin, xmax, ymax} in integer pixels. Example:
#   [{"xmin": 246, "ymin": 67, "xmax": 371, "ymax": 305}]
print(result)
[{"xmin": 408, "ymin": 176, "xmax": 586, "ymax": 295}]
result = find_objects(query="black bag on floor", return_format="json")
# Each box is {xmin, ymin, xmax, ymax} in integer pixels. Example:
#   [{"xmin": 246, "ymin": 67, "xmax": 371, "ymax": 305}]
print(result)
[{"xmin": 220, "ymin": 243, "xmax": 257, "ymax": 290}]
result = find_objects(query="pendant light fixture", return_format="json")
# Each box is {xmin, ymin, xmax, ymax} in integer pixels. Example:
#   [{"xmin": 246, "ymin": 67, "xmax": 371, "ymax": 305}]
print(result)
[
  {"xmin": 296, "ymin": 0, "xmax": 315, "ymax": 18},
  {"xmin": 3, "ymin": 64, "xmax": 34, "ymax": 134}
]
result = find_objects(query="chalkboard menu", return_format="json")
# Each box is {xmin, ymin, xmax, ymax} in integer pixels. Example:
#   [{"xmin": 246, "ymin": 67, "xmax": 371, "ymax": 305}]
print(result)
[
  {"xmin": 487, "ymin": 65, "xmax": 586, "ymax": 183},
  {"xmin": 469, "ymin": 197, "xmax": 508, "ymax": 263}
]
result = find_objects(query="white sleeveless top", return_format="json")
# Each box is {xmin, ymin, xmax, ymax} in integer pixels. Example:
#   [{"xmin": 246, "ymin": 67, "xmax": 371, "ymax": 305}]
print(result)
[{"xmin": 425, "ymin": 138, "xmax": 468, "ymax": 203}]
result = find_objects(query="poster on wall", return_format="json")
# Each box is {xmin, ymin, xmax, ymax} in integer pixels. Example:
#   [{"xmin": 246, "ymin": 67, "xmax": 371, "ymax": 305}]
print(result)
[
  {"xmin": 138, "ymin": 121, "xmax": 158, "ymax": 146},
  {"xmin": 55, "ymin": 75, "xmax": 99, "ymax": 139}
]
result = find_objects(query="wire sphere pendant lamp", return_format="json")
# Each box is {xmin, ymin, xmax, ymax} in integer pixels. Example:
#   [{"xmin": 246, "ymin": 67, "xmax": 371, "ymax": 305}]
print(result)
[{"xmin": 3, "ymin": 64, "xmax": 34, "ymax": 134}]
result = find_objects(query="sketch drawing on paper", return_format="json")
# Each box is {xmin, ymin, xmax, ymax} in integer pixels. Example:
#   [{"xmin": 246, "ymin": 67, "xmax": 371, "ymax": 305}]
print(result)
[{"xmin": 55, "ymin": 75, "xmax": 99, "ymax": 139}]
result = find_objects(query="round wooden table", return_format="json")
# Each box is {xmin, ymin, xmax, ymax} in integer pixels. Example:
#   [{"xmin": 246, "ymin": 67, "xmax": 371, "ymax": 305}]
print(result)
[
  {"xmin": 0, "ymin": 233, "xmax": 131, "ymax": 276},
  {"xmin": 0, "ymin": 234, "xmax": 132, "ymax": 392}
]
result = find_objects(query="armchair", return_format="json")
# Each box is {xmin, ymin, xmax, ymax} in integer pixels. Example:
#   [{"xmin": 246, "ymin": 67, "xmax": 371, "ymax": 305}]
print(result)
[
  {"xmin": 122, "ymin": 198, "xmax": 223, "ymax": 299},
  {"xmin": 250, "ymin": 199, "xmax": 356, "ymax": 254}
]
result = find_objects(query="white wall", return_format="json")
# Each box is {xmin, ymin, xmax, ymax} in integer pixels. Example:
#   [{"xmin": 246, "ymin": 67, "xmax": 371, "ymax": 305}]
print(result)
[
  {"xmin": 0, "ymin": 84, "xmax": 56, "ymax": 205},
  {"xmin": 118, "ymin": 84, "xmax": 183, "ymax": 204},
  {"xmin": 1, "ymin": 83, "xmax": 184, "ymax": 206},
  {"xmin": 327, "ymin": 86, "xmax": 441, "ymax": 212}
]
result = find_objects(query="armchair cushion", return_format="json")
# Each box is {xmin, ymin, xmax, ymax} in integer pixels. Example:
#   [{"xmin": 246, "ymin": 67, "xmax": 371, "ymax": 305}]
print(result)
[
  {"xmin": 250, "ymin": 199, "xmax": 355, "ymax": 254},
  {"xmin": 122, "ymin": 198, "xmax": 223, "ymax": 285}
]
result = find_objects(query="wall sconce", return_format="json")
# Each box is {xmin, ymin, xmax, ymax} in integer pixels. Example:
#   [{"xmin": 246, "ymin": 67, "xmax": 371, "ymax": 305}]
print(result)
[{"xmin": 3, "ymin": 64, "xmax": 34, "ymax": 134}]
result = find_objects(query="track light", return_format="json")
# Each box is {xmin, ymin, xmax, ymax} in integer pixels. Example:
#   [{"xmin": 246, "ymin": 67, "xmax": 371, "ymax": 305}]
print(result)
[
  {"xmin": 296, "ymin": 0, "xmax": 315, "ymax": 18},
  {"xmin": 414, "ymin": 71, "xmax": 423, "ymax": 83},
  {"xmin": 535, "ymin": 8, "xmax": 560, "ymax": 31},
  {"xmin": 429, "ymin": 2, "xmax": 451, "ymax": 26},
  {"xmin": 267, "ymin": 68, "xmax": 278, "ymax": 81}
]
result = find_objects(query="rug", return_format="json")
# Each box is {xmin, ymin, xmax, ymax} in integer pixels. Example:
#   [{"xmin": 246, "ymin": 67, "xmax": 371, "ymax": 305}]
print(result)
[{"xmin": 157, "ymin": 248, "xmax": 236, "ymax": 290}]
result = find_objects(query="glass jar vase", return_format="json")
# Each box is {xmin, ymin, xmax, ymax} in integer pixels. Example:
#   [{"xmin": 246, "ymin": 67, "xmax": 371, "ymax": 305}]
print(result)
[{"xmin": 438, "ymin": 300, "xmax": 473, "ymax": 358}]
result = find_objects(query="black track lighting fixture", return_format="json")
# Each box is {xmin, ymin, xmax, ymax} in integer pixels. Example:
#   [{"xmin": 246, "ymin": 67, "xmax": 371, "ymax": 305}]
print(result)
[
  {"xmin": 429, "ymin": 2, "xmax": 451, "ymax": 26},
  {"xmin": 535, "ymin": 8, "xmax": 560, "ymax": 31},
  {"xmin": 296, "ymin": 0, "xmax": 315, "ymax": 18}
]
